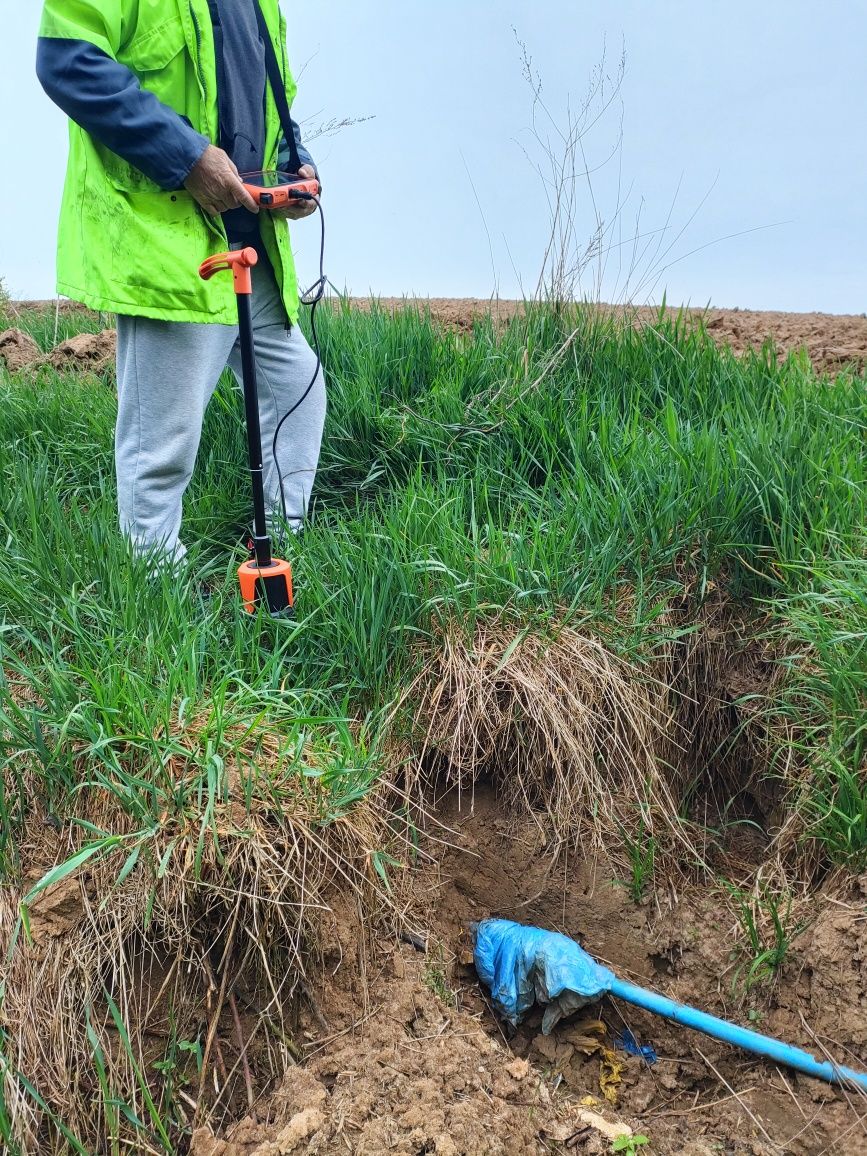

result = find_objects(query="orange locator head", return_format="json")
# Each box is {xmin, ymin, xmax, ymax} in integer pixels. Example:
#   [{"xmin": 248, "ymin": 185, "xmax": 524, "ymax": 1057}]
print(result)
[
  {"xmin": 198, "ymin": 247, "xmax": 259, "ymax": 295},
  {"xmin": 238, "ymin": 557, "xmax": 294, "ymax": 616}
]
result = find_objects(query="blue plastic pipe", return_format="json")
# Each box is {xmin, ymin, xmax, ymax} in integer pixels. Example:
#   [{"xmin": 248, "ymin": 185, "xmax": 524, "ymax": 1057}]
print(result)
[
  {"xmin": 610, "ymin": 977, "xmax": 867, "ymax": 1092},
  {"xmin": 473, "ymin": 920, "xmax": 867, "ymax": 1092}
]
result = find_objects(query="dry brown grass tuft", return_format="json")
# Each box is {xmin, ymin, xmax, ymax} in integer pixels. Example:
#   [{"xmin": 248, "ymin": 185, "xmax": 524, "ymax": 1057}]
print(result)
[
  {"xmin": 0, "ymin": 719, "xmax": 414, "ymax": 1152},
  {"xmin": 401, "ymin": 615, "xmax": 676, "ymax": 852}
]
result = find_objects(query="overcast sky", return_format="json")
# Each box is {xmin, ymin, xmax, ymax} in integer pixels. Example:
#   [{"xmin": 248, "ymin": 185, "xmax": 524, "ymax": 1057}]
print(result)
[{"xmin": 2, "ymin": 0, "xmax": 865, "ymax": 312}]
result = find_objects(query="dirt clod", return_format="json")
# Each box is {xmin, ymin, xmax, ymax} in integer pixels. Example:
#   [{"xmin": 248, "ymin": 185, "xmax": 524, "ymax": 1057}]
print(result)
[
  {"xmin": 25, "ymin": 875, "xmax": 85, "ymax": 943},
  {"xmin": 47, "ymin": 329, "xmax": 116, "ymax": 372},
  {"xmin": 0, "ymin": 326, "xmax": 117, "ymax": 374},
  {"xmin": 504, "ymin": 1056, "xmax": 530, "ymax": 1080},
  {"xmin": 0, "ymin": 327, "xmax": 41, "ymax": 371}
]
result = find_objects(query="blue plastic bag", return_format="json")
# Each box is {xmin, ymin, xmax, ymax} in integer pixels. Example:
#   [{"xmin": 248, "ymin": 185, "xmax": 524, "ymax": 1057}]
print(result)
[
  {"xmin": 615, "ymin": 1028, "xmax": 658, "ymax": 1064},
  {"xmin": 473, "ymin": 919, "xmax": 616, "ymax": 1034}
]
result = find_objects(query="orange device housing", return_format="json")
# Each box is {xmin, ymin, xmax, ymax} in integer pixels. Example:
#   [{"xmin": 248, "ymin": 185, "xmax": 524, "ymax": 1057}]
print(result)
[{"xmin": 241, "ymin": 171, "xmax": 321, "ymax": 208}]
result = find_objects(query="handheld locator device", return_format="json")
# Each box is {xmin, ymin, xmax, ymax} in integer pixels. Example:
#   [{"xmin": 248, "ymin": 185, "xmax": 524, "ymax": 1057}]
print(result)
[{"xmin": 241, "ymin": 170, "xmax": 321, "ymax": 208}]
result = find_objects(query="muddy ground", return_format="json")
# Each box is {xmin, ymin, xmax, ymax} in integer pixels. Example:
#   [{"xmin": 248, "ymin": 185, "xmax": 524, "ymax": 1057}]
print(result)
[
  {"xmin": 191, "ymin": 785, "xmax": 867, "ymax": 1156},
  {"xmin": 2, "ymin": 300, "xmax": 866, "ymax": 376}
]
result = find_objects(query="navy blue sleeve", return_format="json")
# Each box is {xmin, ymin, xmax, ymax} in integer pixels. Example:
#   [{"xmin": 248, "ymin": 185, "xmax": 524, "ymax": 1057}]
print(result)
[
  {"xmin": 278, "ymin": 119, "xmax": 318, "ymax": 177},
  {"xmin": 36, "ymin": 37, "xmax": 210, "ymax": 190}
]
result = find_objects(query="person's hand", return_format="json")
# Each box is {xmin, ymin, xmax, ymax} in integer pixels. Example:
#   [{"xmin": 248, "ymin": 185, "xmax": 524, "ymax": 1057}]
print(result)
[
  {"xmin": 184, "ymin": 145, "xmax": 259, "ymax": 216},
  {"xmin": 270, "ymin": 164, "xmax": 319, "ymax": 220}
]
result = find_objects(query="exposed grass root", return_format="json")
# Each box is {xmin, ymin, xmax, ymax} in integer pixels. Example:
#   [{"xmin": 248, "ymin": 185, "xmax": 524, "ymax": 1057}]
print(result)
[
  {"xmin": 665, "ymin": 586, "xmax": 866, "ymax": 879},
  {"xmin": 402, "ymin": 615, "xmax": 676, "ymax": 855},
  {"xmin": 0, "ymin": 724, "xmax": 412, "ymax": 1153},
  {"xmin": 400, "ymin": 596, "xmax": 836, "ymax": 883},
  {"xmin": 663, "ymin": 595, "xmax": 793, "ymax": 869}
]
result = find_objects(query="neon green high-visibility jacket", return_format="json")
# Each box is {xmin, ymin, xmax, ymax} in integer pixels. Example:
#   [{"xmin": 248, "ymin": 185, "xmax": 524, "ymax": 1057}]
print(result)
[{"xmin": 38, "ymin": 0, "xmax": 300, "ymax": 324}]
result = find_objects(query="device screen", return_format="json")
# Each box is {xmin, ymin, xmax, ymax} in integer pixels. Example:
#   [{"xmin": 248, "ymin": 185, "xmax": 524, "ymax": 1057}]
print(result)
[{"xmin": 241, "ymin": 171, "xmax": 306, "ymax": 189}]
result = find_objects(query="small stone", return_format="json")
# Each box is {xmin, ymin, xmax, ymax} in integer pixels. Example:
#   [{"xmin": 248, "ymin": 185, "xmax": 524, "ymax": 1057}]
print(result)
[
  {"xmin": 434, "ymin": 1137, "xmax": 458, "ymax": 1155},
  {"xmin": 505, "ymin": 1057, "xmax": 530, "ymax": 1080},
  {"xmin": 273, "ymin": 1107, "xmax": 325, "ymax": 1152},
  {"xmin": 532, "ymin": 1033, "xmax": 558, "ymax": 1063},
  {"xmin": 576, "ymin": 1108, "xmax": 632, "ymax": 1142}
]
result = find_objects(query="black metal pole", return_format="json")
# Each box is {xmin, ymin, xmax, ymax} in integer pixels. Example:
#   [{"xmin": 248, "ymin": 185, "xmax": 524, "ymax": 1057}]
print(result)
[{"xmin": 236, "ymin": 293, "xmax": 272, "ymax": 568}]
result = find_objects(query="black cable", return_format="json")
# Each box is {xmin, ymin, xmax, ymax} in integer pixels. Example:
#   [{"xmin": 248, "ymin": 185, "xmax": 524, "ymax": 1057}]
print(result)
[{"xmin": 271, "ymin": 194, "xmax": 327, "ymax": 531}]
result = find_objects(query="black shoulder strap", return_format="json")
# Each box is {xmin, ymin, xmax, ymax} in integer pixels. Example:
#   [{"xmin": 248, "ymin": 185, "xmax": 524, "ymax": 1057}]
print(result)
[
  {"xmin": 205, "ymin": 0, "xmax": 227, "ymax": 150},
  {"xmin": 254, "ymin": 0, "xmax": 303, "ymax": 173}
]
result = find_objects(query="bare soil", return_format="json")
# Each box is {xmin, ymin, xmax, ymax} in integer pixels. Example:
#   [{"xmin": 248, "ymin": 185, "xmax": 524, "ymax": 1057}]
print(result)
[{"xmin": 192, "ymin": 785, "xmax": 867, "ymax": 1156}]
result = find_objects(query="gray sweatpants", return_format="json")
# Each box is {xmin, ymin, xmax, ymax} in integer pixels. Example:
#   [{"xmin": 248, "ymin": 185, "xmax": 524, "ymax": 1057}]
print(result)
[{"xmin": 115, "ymin": 256, "xmax": 325, "ymax": 561}]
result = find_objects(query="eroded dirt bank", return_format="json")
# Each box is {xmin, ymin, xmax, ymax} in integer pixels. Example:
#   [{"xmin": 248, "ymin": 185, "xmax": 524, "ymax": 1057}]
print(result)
[{"xmin": 192, "ymin": 786, "xmax": 867, "ymax": 1156}]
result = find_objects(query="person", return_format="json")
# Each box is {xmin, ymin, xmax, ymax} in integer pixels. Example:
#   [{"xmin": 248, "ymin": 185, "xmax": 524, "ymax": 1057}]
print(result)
[{"xmin": 36, "ymin": 0, "xmax": 325, "ymax": 565}]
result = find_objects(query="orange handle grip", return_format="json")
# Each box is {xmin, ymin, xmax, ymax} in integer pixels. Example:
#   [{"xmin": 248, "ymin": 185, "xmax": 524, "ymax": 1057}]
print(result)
[{"xmin": 198, "ymin": 247, "xmax": 259, "ymax": 295}]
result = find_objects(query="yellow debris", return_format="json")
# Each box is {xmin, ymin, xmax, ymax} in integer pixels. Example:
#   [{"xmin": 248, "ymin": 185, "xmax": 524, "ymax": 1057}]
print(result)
[
  {"xmin": 599, "ymin": 1047, "xmax": 624, "ymax": 1104},
  {"xmin": 564, "ymin": 1017, "xmax": 607, "ymax": 1056}
]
